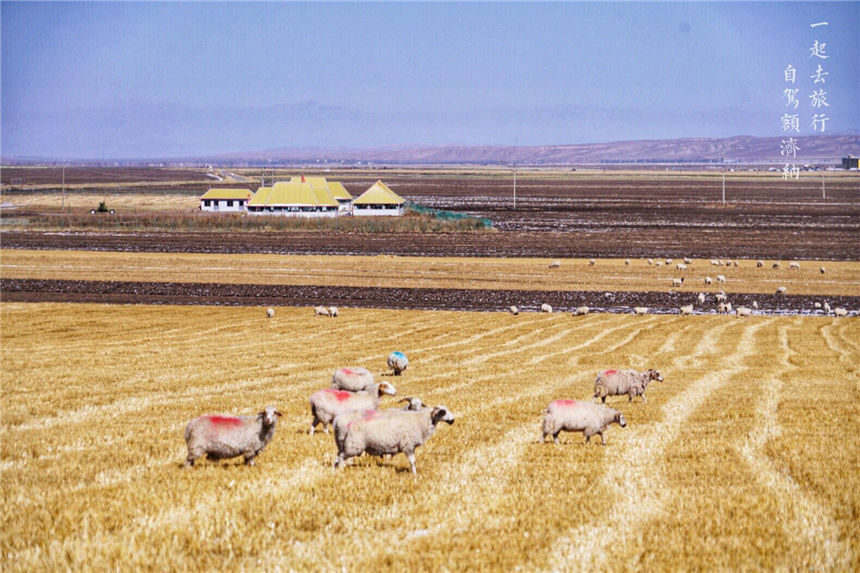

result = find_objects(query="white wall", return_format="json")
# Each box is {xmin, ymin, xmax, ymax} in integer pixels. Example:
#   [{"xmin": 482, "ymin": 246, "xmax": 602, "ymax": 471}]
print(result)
[{"xmin": 201, "ymin": 199, "xmax": 247, "ymax": 212}]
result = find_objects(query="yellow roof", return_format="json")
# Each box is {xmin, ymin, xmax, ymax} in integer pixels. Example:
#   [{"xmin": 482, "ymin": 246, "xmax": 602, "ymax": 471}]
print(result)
[
  {"xmin": 352, "ymin": 181, "xmax": 405, "ymax": 205},
  {"xmin": 201, "ymin": 188, "xmax": 253, "ymax": 200},
  {"xmin": 327, "ymin": 181, "xmax": 353, "ymax": 200},
  {"xmin": 248, "ymin": 181, "xmax": 339, "ymax": 207},
  {"xmin": 287, "ymin": 176, "xmax": 353, "ymax": 200}
]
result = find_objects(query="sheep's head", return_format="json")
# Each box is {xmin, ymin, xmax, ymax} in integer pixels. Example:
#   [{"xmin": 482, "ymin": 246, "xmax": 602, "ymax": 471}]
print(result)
[
  {"xmin": 431, "ymin": 406, "xmax": 455, "ymax": 426},
  {"xmin": 615, "ymin": 412, "xmax": 627, "ymax": 427},
  {"xmin": 378, "ymin": 382, "xmax": 397, "ymax": 397},
  {"xmin": 649, "ymin": 369, "xmax": 664, "ymax": 382},
  {"xmin": 260, "ymin": 407, "xmax": 283, "ymax": 426}
]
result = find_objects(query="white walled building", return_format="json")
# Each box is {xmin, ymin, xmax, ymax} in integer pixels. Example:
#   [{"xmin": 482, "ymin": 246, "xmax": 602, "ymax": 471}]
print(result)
[
  {"xmin": 200, "ymin": 188, "xmax": 253, "ymax": 212},
  {"xmin": 352, "ymin": 180, "xmax": 406, "ymax": 216}
]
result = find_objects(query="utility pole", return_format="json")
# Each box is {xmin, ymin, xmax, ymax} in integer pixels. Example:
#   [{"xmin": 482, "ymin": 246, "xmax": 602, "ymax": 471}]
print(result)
[
  {"xmin": 62, "ymin": 166, "xmax": 66, "ymax": 211},
  {"xmin": 513, "ymin": 168, "xmax": 517, "ymax": 210},
  {"xmin": 721, "ymin": 171, "xmax": 726, "ymax": 205},
  {"xmin": 821, "ymin": 172, "xmax": 826, "ymax": 200}
]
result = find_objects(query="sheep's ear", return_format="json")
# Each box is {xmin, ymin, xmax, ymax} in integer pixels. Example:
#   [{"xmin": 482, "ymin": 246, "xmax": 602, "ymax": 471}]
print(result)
[
  {"xmin": 274, "ymin": 410, "xmax": 283, "ymax": 417},
  {"xmin": 432, "ymin": 407, "xmax": 448, "ymax": 424}
]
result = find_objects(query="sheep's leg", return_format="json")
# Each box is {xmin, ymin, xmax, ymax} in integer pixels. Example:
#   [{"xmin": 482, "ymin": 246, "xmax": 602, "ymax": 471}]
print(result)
[
  {"xmin": 640, "ymin": 394, "xmax": 647, "ymax": 404},
  {"xmin": 405, "ymin": 450, "xmax": 417, "ymax": 475},
  {"xmin": 184, "ymin": 456, "xmax": 196, "ymax": 467},
  {"xmin": 599, "ymin": 432, "xmax": 606, "ymax": 446},
  {"xmin": 553, "ymin": 431, "xmax": 561, "ymax": 445},
  {"xmin": 244, "ymin": 455, "xmax": 256, "ymax": 466}
]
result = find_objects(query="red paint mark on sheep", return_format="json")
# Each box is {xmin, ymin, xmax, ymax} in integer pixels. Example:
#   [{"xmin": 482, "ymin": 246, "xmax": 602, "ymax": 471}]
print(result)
[
  {"xmin": 553, "ymin": 399, "xmax": 580, "ymax": 407},
  {"xmin": 340, "ymin": 368, "xmax": 354, "ymax": 375},
  {"xmin": 325, "ymin": 389, "xmax": 353, "ymax": 402},
  {"xmin": 604, "ymin": 369, "xmax": 617, "ymax": 376},
  {"xmin": 206, "ymin": 416, "xmax": 243, "ymax": 427}
]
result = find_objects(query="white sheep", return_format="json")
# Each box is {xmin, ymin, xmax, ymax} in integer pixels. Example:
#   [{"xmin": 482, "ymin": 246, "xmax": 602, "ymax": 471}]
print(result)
[
  {"xmin": 624, "ymin": 259, "xmax": 631, "ymax": 266},
  {"xmin": 715, "ymin": 292, "xmax": 727, "ymax": 303},
  {"xmin": 683, "ymin": 257, "xmax": 693, "ymax": 265},
  {"xmin": 331, "ymin": 397, "xmax": 428, "ymax": 461},
  {"xmin": 334, "ymin": 406, "xmax": 455, "ymax": 474},
  {"xmin": 752, "ymin": 301, "xmax": 759, "ymax": 310},
  {"xmin": 717, "ymin": 275, "xmax": 726, "ymax": 284},
  {"xmin": 717, "ymin": 302, "xmax": 729, "ymax": 314},
  {"xmin": 756, "ymin": 260, "xmax": 764, "ymax": 268},
  {"xmin": 834, "ymin": 307, "xmax": 848, "ymax": 317},
  {"xmin": 309, "ymin": 382, "xmax": 397, "ymax": 435},
  {"xmin": 510, "ymin": 305, "xmax": 519, "ymax": 315},
  {"xmin": 814, "ymin": 302, "xmax": 822, "ymax": 309},
  {"xmin": 593, "ymin": 368, "xmax": 663, "ymax": 404},
  {"xmin": 314, "ymin": 305, "xmax": 330, "ymax": 317},
  {"xmin": 789, "ymin": 261, "xmax": 800, "ymax": 270},
  {"xmin": 671, "ymin": 278, "xmax": 684, "ymax": 288},
  {"xmin": 266, "ymin": 307, "xmax": 275, "ymax": 319},
  {"xmin": 541, "ymin": 400, "xmax": 626, "ymax": 445},
  {"xmin": 705, "ymin": 276, "xmax": 713, "ymax": 285},
  {"xmin": 387, "ymin": 351, "xmax": 409, "ymax": 376},
  {"xmin": 666, "ymin": 258, "xmax": 673, "ymax": 265},
  {"xmin": 633, "ymin": 306, "xmax": 649, "ymax": 315},
  {"xmin": 647, "ymin": 258, "xmax": 654, "ymax": 265},
  {"xmin": 733, "ymin": 260, "xmax": 739, "ymax": 267},
  {"xmin": 541, "ymin": 303, "xmax": 553, "ymax": 313},
  {"xmin": 184, "ymin": 407, "xmax": 282, "ymax": 467},
  {"xmin": 574, "ymin": 306, "xmax": 590, "ymax": 316},
  {"xmin": 676, "ymin": 263, "xmax": 687, "ymax": 271},
  {"xmin": 735, "ymin": 306, "xmax": 752, "ymax": 317},
  {"xmin": 824, "ymin": 302, "xmax": 831, "ymax": 315},
  {"xmin": 329, "ymin": 306, "xmax": 339, "ymax": 317},
  {"xmin": 710, "ymin": 259, "xmax": 722, "ymax": 266},
  {"xmin": 820, "ymin": 266, "xmax": 826, "ymax": 274},
  {"xmin": 331, "ymin": 366, "xmax": 376, "ymax": 392},
  {"xmin": 697, "ymin": 292, "xmax": 706, "ymax": 304},
  {"xmin": 549, "ymin": 260, "xmax": 561, "ymax": 268},
  {"xmin": 588, "ymin": 258, "xmax": 596, "ymax": 266},
  {"xmin": 775, "ymin": 286, "xmax": 787, "ymax": 295},
  {"xmin": 772, "ymin": 262, "xmax": 781, "ymax": 269},
  {"xmin": 679, "ymin": 304, "xmax": 694, "ymax": 316}
]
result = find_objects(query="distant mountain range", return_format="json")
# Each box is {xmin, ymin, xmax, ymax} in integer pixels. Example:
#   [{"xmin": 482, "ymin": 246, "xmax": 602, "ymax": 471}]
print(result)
[{"xmin": 216, "ymin": 134, "xmax": 859, "ymax": 165}]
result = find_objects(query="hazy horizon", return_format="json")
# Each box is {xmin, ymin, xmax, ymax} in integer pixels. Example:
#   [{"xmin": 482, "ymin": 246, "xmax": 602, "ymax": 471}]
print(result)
[{"xmin": 3, "ymin": 1, "xmax": 858, "ymax": 159}]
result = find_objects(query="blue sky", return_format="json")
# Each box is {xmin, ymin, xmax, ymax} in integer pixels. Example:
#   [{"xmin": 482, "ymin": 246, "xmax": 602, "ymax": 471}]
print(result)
[{"xmin": 2, "ymin": 1, "xmax": 858, "ymax": 159}]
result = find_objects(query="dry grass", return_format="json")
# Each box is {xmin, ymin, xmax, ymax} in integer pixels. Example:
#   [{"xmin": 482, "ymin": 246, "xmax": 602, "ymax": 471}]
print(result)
[
  {"xmin": 2, "ymin": 249, "xmax": 859, "ymax": 296},
  {"xmin": 1, "ymin": 303, "xmax": 857, "ymax": 571}
]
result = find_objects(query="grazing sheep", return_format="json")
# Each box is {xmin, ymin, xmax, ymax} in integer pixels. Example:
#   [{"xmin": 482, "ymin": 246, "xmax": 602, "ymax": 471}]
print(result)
[
  {"xmin": 184, "ymin": 407, "xmax": 282, "ymax": 467},
  {"xmin": 314, "ymin": 306, "xmax": 330, "ymax": 317},
  {"xmin": 775, "ymin": 286, "xmax": 787, "ymax": 295},
  {"xmin": 789, "ymin": 261, "xmax": 800, "ymax": 270},
  {"xmin": 647, "ymin": 258, "xmax": 654, "ymax": 265},
  {"xmin": 588, "ymin": 258, "xmax": 596, "ymax": 266},
  {"xmin": 705, "ymin": 277, "xmax": 713, "ymax": 285},
  {"xmin": 717, "ymin": 303, "xmax": 729, "ymax": 314},
  {"xmin": 510, "ymin": 305, "xmax": 519, "ymax": 315},
  {"xmin": 666, "ymin": 258, "xmax": 673, "ymax": 265},
  {"xmin": 679, "ymin": 304, "xmax": 694, "ymax": 316},
  {"xmin": 633, "ymin": 307, "xmax": 649, "ymax": 315},
  {"xmin": 266, "ymin": 307, "xmax": 275, "ymax": 319},
  {"xmin": 733, "ymin": 260, "xmax": 739, "ymax": 267},
  {"xmin": 549, "ymin": 260, "xmax": 561, "ymax": 269},
  {"xmin": 671, "ymin": 278, "xmax": 684, "ymax": 288},
  {"xmin": 683, "ymin": 257, "xmax": 693, "ymax": 265},
  {"xmin": 331, "ymin": 366, "xmax": 376, "ymax": 392},
  {"xmin": 387, "ymin": 351, "xmax": 409, "ymax": 376},
  {"xmin": 676, "ymin": 263, "xmax": 687, "ymax": 271},
  {"xmin": 710, "ymin": 259, "xmax": 722, "ymax": 266},
  {"xmin": 772, "ymin": 262, "xmax": 781, "ymax": 269},
  {"xmin": 593, "ymin": 368, "xmax": 663, "ymax": 404},
  {"xmin": 834, "ymin": 307, "xmax": 848, "ymax": 317},
  {"xmin": 334, "ymin": 406, "xmax": 455, "ymax": 474},
  {"xmin": 717, "ymin": 275, "xmax": 726, "ymax": 284},
  {"xmin": 736, "ymin": 306, "xmax": 752, "ymax": 317},
  {"xmin": 329, "ymin": 306, "xmax": 339, "ymax": 317},
  {"xmin": 715, "ymin": 292, "xmax": 728, "ymax": 303},
  {"xmin": 697, "ymin": 292, "xmax": 706, "ymax": 304},
  {"xmin": 541, "ymin": 303, "xmax": 553, "ymax": 313},
  {"xmin": 757, "ymin": 260, "xmax": 764, "ymax": 268},
  {"xmin": 574, "ymin": 306, "xmax": 590, "ymax": 316},
  {"xmin": 542, "ymin": 400, "xmax": 626, "ymax": 445},
  {"xmin": 655, "ymin": 261, "xmax": 664, "ymax": 267},
  {"xmin": 624, "ymin": 259, "xmax": 631, "ymax": 266},
  {"xmin": 310, "ymin": 383, "xmax": 397, "ymax": 435},
  {"xmin": 820, "ymin": 266, "xmax": 826, "ymax": 274}
]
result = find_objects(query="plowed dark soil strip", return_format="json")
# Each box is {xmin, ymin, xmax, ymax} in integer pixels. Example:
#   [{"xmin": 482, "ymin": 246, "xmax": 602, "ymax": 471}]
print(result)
[{"xmin": 3, "ymin": 278, "xmax": 856, "ymax": 314}]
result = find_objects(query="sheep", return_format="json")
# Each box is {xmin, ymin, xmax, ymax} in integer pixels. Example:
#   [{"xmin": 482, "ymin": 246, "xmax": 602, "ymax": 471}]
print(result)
[
  {"xmin": 604, "ymin": 292, "xmax": 613, "ymax": 300},
  {"xmin": 624, "ymin": 259, "xmax": 631, "ymax": 266},
  {"xmin": 789, "ymin": 261, "xmax": 800, "ymax": 270},
  {"xmin": 715, "ymin": 292, "xmax": 728, "ymax": 303},
  {"xmin": 334, "ymin": 406, "xmax": 455, "ymax": 474},
  {"xmin": 710, "ymin": 259, "xmax": 722, "ymax": 266},
  {"xmin": 834, "ymin": 307, "xmax": 848, "ymax": 317},
  {"xmin": 549, "ymin": 260, "xmax": 561, "ymax": 269},
  {"xmin": 647, "ymin": 258, "xmax": 654, "ymax": 265},
  {"xmin": 814, "ymin": 302, "xmax": 822, "ymax": 309},
  {"xmin": 824, "ymin": 302, "xmax": 831, "ymax": 315},
  {"xmin": 717, "ymin": 303, "xmax": 729, "ymax": 314},
  {"xmin": 398, "ymin": 396, "xmax": 427, "ymax": 411},
  {"xmin": 331, "ymin": 398, "xmax": 428, "ymax": 460},
  {"xmin": 541, "ymin": 400, "xmax": 626, "ymax": 445},
  {"xmin": 683, "ymin": 257, "xmax": 693, "ymax": 265},
  {"xmin": 757, "ymin": 260, "xmax": 764, "ymax": 268},
  {"xmin": 184, "ymin": 407, "xmax": 282, "ymax": 467},
  {"xmin": 510, "ymin": 305, "xmax": 519, "ymax": 315},
  {"xmin": 633, "ymin": 307, "xmax": 649, "ymax": 315},
  {"xmin": 331, "ymin": 366, "xmax": 375, "ymax": 392},
  {"xmin": 752, "ymin": 301, "xmax": 759, "ymax": 310},
  {"xmin": 716, "ymin": 275, "xmax": 726, "ymax": 284},
  {"xmin": 593, "ymin": 368, "xmax": 663, "ymax": 404},
  {"xmin": 266, "ymin": 307, "xmax": 275, "ymax": 319},
  {"xmin": 736, "ymin": 306, "xmax": 752, "ymax": 317},
  {"xmin": 725, "ymin": 302, "xmax": 733, "ymax": 314},
  {"xmin": 309, "ymin": 382, "xmax": 396, "ymax": 435},
  {"xmin": 676, "ymin": 263, "xmax": 688, "ymax": 271},
  {"xmin": 314, "ymin": 305, "xmax": 330, "ymax": 317},
  {"xmin": 671, "ymin": 278, "xmax": 684, "ymax": 288},
  {"xmin": 387, "ymin": 351, "xmax": 409, "ymax": 376},
  {"xmin": 820, "ymin": 266, "xmax": 826, "ymax": 274},
  {"xmin": 705, "ymin": 277, "xmax": 713, "ymax": 285},
  {"xmin": 541, "ymin": 303, "xmax": 553, "ymax": 313},
  {"xmin": 679, "ymin": 304, "xmax": 694, "ymax": 316},
  {"xmin": 733, "ymin": 260, "xmax": 739, "ymax": 267},
  {"xmin": 665, "ymin": 258, "xmax": 673, "ymax": 265},
  {"xmin": 697, "ymin": 292, "xmax": 706, "ymax": 304},
  {"xmin": 588, "ymin": 258, "xmax": 596, "ymax": 266},
  {"xmin": 574, "ymin": 306, "xmax": 590, "ymax": 316},
  {"xmin": 775, "ymin": 286, "xmax": 787, "ymax": 295},
  {"xmin": 329, "ymin": 306, "xmax": 339, "ymax": 317},
  {"xmin": 772, "ymin": 262, "xmax": 781, "ymax": 269}
]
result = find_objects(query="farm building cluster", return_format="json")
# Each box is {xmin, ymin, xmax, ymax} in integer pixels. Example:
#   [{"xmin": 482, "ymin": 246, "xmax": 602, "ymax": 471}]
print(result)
[{"xmin": 199, "ymin": 177, "xmax": 406, "ymax": 217}]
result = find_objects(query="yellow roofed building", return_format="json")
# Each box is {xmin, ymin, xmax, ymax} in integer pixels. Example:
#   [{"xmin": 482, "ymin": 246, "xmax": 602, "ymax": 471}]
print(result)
[
  {"xmin": 247, "ymin": 178, "xmax": 341, "ymax": 217},
  {"xmin": 352, "ymin": 181, "xmax": 406, "ymax": 216},
  {"xmin": 200, "ymin": 188, "xmax": 253, "ymax": 213}
]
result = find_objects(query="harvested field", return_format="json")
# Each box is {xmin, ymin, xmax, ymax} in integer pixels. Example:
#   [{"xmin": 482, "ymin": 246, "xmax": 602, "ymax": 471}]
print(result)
[{"xmin": 1, "ymin": 303, "xmax": 858, "ymax": 571}]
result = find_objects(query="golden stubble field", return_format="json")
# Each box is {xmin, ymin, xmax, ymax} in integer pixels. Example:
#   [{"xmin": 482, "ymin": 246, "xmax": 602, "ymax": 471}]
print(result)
[{"xmin": 1, "ymin": 302, "xmax": 857, "ymax": 571}]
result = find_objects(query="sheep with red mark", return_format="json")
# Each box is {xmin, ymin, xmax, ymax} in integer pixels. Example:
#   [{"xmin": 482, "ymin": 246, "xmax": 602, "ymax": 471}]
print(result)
[
  {"xmin": 331, "ymin": 366, "xmax": 375, "ymax": 392},
  {"xmin": 593, "ymin": 368, "xmax": 663, "ymax": 404},
  {"xmin": 331, "ymin": 397, "xmax": 428, "ymax": 459},
  {"xmin": 541, "ymin": 400, "xmax": 626, "ymax": 445},
  {"xmin": 387, "ymin": 351, "xmax": 409, "ymax": 376},
  {"xmin": 334, "ymin": 405, "xmax": 455, "ymax": 474},
  {"xmin": 309, "ymin": 382, "xmax": 396, "ymax": 435},
  {"xmin": 184, "ymin": 406, "xmax": 282, "ymax": 467}
]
